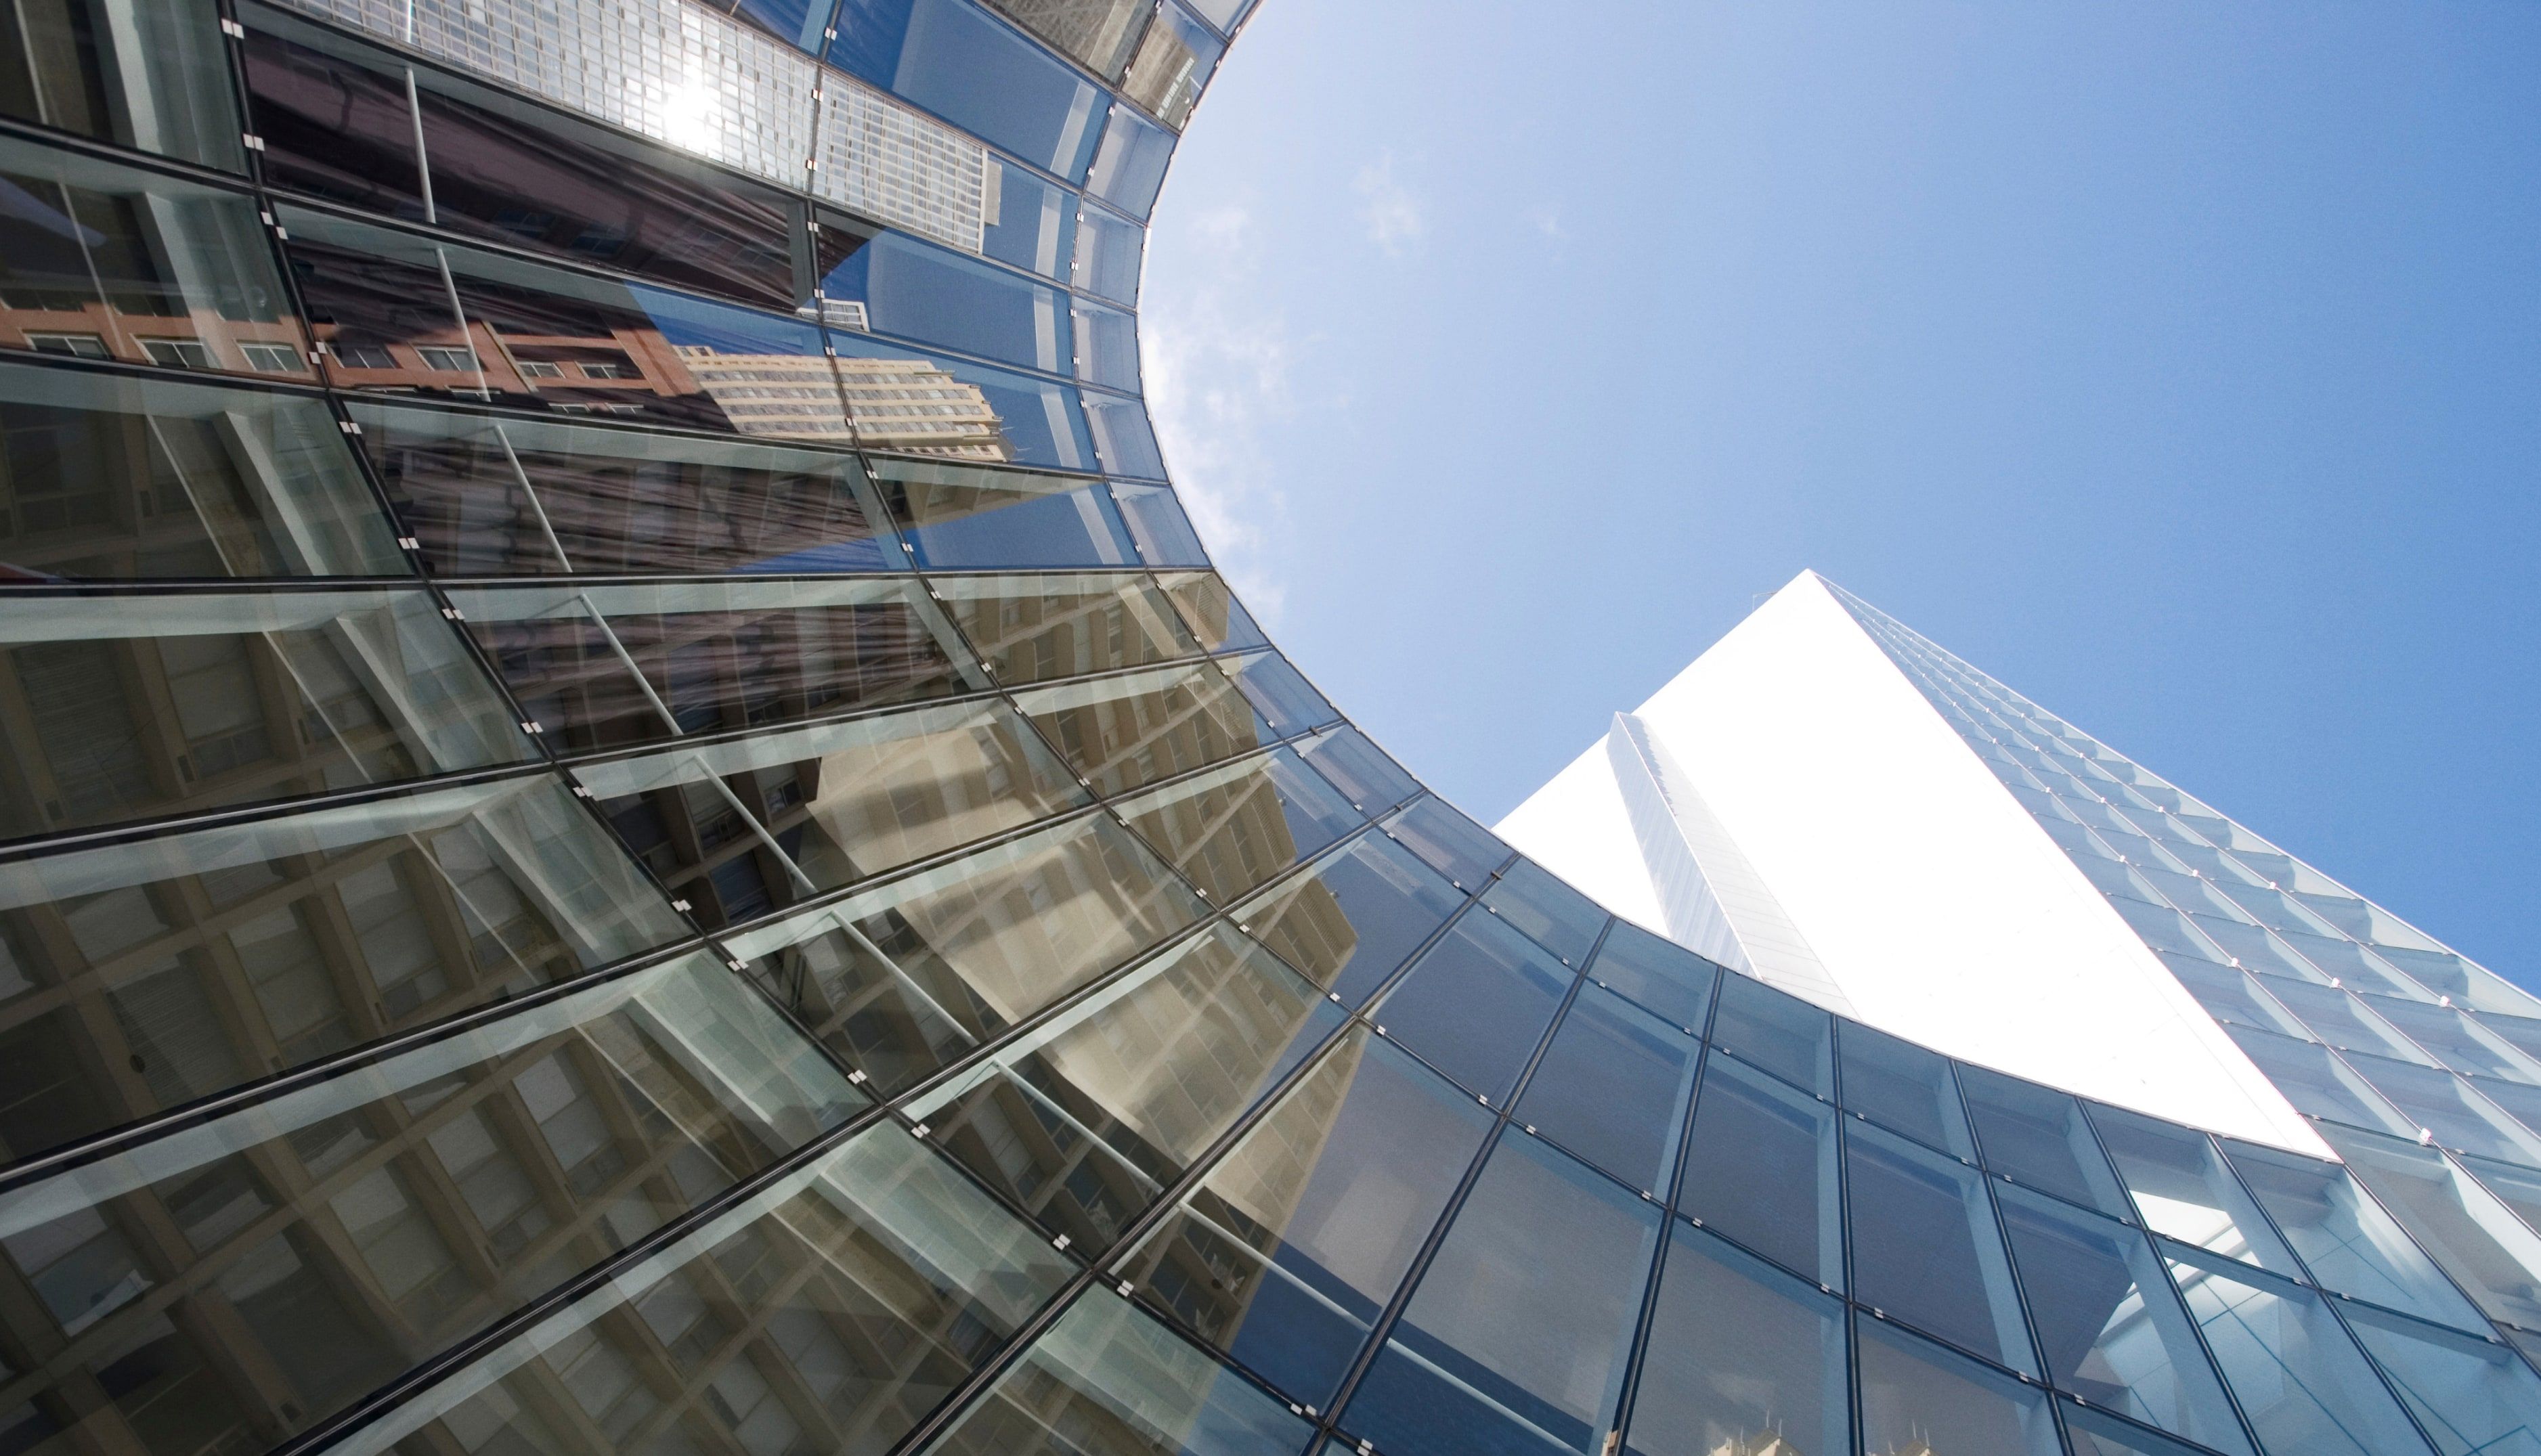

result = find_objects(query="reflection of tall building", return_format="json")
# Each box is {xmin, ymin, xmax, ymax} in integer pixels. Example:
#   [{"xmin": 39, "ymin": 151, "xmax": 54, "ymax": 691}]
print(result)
[
  {"xmin": 672, "ymin": 346, "xmax": 854, "ymax": 443},
  {"xmin": 834, "ymin": 357, "xmax": 1012, "ymax": 461}
]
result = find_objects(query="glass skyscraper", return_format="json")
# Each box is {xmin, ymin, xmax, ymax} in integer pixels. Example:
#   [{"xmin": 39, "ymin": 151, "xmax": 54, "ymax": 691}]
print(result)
[{"xmin": 0, "ymin": 3, "xmax": 2528, "ymax": 1455}]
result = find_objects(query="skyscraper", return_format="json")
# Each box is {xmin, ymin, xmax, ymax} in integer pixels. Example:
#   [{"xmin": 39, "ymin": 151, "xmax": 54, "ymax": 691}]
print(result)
[{"xmin": 0, "ymin": 3, "xmax": 2529, "ymax": 1456}]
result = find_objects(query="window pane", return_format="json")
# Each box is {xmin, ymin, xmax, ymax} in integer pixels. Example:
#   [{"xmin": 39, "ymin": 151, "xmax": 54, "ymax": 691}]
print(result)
[
  {"xmin": 1376, "ymin": 912, "xmax": 1571, "ymax": 1105},
  {"xmin": 0, "ymin": 950, "xmax": 859, "ymax": 1453},
  {"xmin": 1517, "ymin": 984, "xmax": 1698, "ymax": 1195},
  {"xmin": 1160, "ymin": 570, "xmax": 1268, "ymax": 653},
  {"xmin": 1996, "ymin": 1187, "xmax": 2252, "ymax": 1453},
  {"xmin": 1584, "ymin": 921, "xmax": 1719, "ymax": 1034},
  {"xmin": 1114, "ymin": 482, "xmax": 1211, "ymax": 564},
  {"xmin": 2343, "ymin": 1300, "xmax": 2541, "ymax": 1456},
  {"xmin": 1624, "ymin": 1222, "xmax": 1847, "ymax": 1456},
  {"xmin": 1481, "ymin": 860, "xmax": 1606, "ymax": 967},
  {"xmin": 1076, "ymin": 200, "xmax": 1146, "ymax": 304},
  {"xmin": 1840, "ymin": 1019, "xmax": 1977, "ymax": 1158},
  {"xmin": 1, "ymin": 0, "xmax": 241, "ymax": 169},
  {"xmin": 1015, "ymin": 660, "xmax": 1269, "ymax": 798},
  {"xmin": 2064, "ymin": 1400, "xmax": 2223, "ymax": 1456},
  {"xmin": 1118, "ymin": 1028, "xmax": 1494, "ymax": 1407},
  {"xmin": 2165, "ymin": 1243, "xmax": 2434, "ymax": 1456},
  {"xmin": 2223, "ymin": 1023, "xmax": 2416, "ymax": 1134},
  {"xmin": 1709, "ymin": 974, "xmax": 1832, "ymax": 1097},
  {"xmin": 2341, "ymin": 1053, "xmax": 2541, "ymax": 1163},
  {"xmin": 0, "ymin": 361, "xmax": 404, "ymax": 581},
  {"xmin": 1679, "ymin": 1051, "xmax": 1842, "ymax": 1288},
  {"xmin": 357, "ymin": 401, "xmax": 897, "ymax": 577},
  {"xmin": 930, "ymin": 571, "xmax": 1199, "ymax": 682},
  {"xmin": 835, "ymin": 338, "xmax": 1096, "ymax": 469},
  {"xmin": 1960, "ymin": 1064, "xmax": 2131, "ymax": 1216},
  {"xmin": 1074, "ymin": 296, "xmax": 1142, "ymax": 392},
  {"xmin": 1120, "ymin": 748, "xmax": 1363, "ymax": 904},
  {"xmin": 2318, "ymin": 1123, "xmax": 2541, "ymax": 1332},
  {"xmin": 1857, "ymin": 1318, "xmax": 2062, "ymax": 1456},
  {"xmin": 926, "ymin": 1289, "xmax": 1313, "ymax": 1456},
  {"xmin": 1087, "ymin": 104, "xmax": 1176, "ymax": 219},
  {"xmin": 1223, "ymin": 650, "xmax": 1339, "ymax": 735},
  {"xmin": 1295, "ymin": 726, "xmax": 1420, "ymax": 816},
  {"xmin": 2264, "ymin": 977, "xmax": 2445, "ymax": 1063},
  {"xmin": 1382, "ymin": 797, "xmax": 1509, "ymax": 889},
  {"xmin": 2090, "ymin": 1105, "xmax": 2297, "ymax": 1274},
  {"xmin": 339, "ymin": 1124, "xmax": 1070, "ymax": 1456},
  {"xmin": 826, "ymin": 231, "xmax": 1071, "ymax": 374},
  {"xmin": 832, "ymin": 0, "xmax": 1108, "ymax": 180},
  {"xmin": 1119, "ymin": 3, "xmax": 1223, "ymax": 128},
  {"xmin": 0, "ymin": 588, "xmax": 531, "ymax": 840},
  {"xmin": 1846, "ymin": 1120, "xmax": 2037, "ymax": 1373},
  {"xmin": 875, "ymin": 457, "xmax": 1139, "ymax": 568},
  {"xmin": 1347, "ymin": 1129, "xmax": 1661, "ymax": 1456},
  {"xmin": 2225, "ymin": 1139, "xmax": 2490, "ymax": 1330},
  {"xmin": 984, "ymin": 162, "xmax": 1078, "ymax": 280},
  {"xmin": 1230, "ymin": 830, "xmax": 1464, "ymax": 1005}
]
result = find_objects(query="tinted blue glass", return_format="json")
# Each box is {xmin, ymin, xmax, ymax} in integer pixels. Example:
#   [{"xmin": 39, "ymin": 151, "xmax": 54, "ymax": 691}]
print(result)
[
  {"xmin": 983, "ymin": 162, "xmax": 1077, "ymax": 280},
  {"xmin": 1839, "ymin": 1019, "xmax": 1977, "ymax": 1157},
  {"xmin": 824, "ymin": 233, "xmax": 1069, "ymax": 373},
  {"xmin": 728, "ymin": 0, "xmax": 829, "ymax": 50},
  {"xmin": 1995, "ymin": 1187, "xmax": 2253, "ymax": 1453},
  {"xmin": 1584, "ymin": 922, "xmax": 1718, "ymax": 1033},
  {"xmin": 1165, "ymin": 571, "xmax": 1269, "ymax": 651},
  {"xmin": 1846, "ymin": 1120, "xmax": 2038, "ymax": 1373},
  {"xmin": 1119, "ymin": 747, "xmax": 1363, "ymax": 904},
  {"xmin": 1072, "ymin": 297, "xmax": 1142, "ymax": 392},
  {"xmin": 831, "ymin": 333, "xmax": 1098, "ymax": 471},
  {"xmin": 2342, "ymin": 1300, "xmax": 2541, "ymax": 1456},
  {"xmin": 1709, "ymin": 974, "xmax": 1833, "ymax": 1097},
  {"xmin": 1516, "ymin": 984, "xmax": 1698, "ymax": 1194},
  {"xmin": 1346, "ymin": 1130, "xmax": 1661, "ymax": 1456},
  {"xmin": 1297, "ymin": 727, "xmax": 1420, "ymax": 815},
  {"xmin": 875, "ymin": 458, "xmax": 1140, "ymax": 567},
  {"xmin": 1626, "ymin": 1222, "xmax": 1849, "ymax": 1456},
  {"xmin": 832, "ymin": 0, "xmax": 1106, "ymax": 179},
  {"xmin": 2089, "ymin": 1105, "xmax": 2299, "ymax": 1274},
  {"xmin": 2164, "ymin": 1243, "xmax": 2434, "ymax": 1456},
  {"xmin": 1087, "ymin": 103, "xmax": 1177, "ymax": 217},
  {"xmin": 1234, "ymin": 831, "xmax": 1462, "ymax": 1004},
  {"xmin": 1075, "ymin": 198, "xmax": 1145, "ymax": 303},
  {"xmin": 1678, "ymin": 1051, "xmax": 1842, "ymax": 1287},
  {"xmin": 1085, "ymin": 391, "xmax": 1169, "ymax": 478},
  {"xmin": 1481, "ymin": 860, "xmax": 1606, "ymax": 967},
  {"xmin": 1376, "ymin": 912, "xmax": 1570, "ymax": 1103},
  {"xmin": 2224, "ymin": 1139, "xmax": 2490, "ymax": 1331},
  {"xmin": 1225, "ymin": 651, "xmax": 1339, "ymax": 735},
  {"xmin": 2064, "ymin": 1401, "xmax": 2223, "ymax": 1456},
  {"xmin": 1115, "ymin": 483, "xmax": 1211, "ymax": 565},
  {"xmin": 2318, "ymin": 1124, "xmax": 2541, "ymax": 1333},
  {"xmin": 1383, "ymin": 797, "xmax": 1510, "ymax": 889},
  {"xmin": 1959, "ymin": 1064, "xmax": 2131, "ymax": 1216},
  {"xmin": 1857, "ymin": 1319, "xmax": 2062, "ymax": 1456}
]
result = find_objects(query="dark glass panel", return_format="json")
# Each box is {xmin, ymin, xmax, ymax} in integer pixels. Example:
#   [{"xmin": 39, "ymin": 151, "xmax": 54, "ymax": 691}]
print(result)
[
  {"xmin": 1014, "ymin": 661, "xmax": 1267, "ymax": 798},
  {"xmin": 444, "ymin": 578, "xmax": 972, "ymax": 754},
  {"xmin": 1119, "ymin": 749, "xmax": 1362, "ymax": 905},
  {"xmin": 0, "ymin": 773, "xmax": 686, "ymax": 1162},
  {"xmin": 0, "ymin": 360, "xmax": 404, "ymax": 581},
  {"xmin": 873, "ymin": 457, "xmax": 1139, "ymax": 569},
  {"xmin": 909, "ymin": 923, "xmax": 1339, "ymax": 1249},
  {"xmin": 2164, "ymin": 1243, "xmax": 2435, "ymax": 1456},
  {"xmin": 1114, "ymin": 483, "xmax": 1211, "ymax": 564},
  {"xmin": 1345, "ymin": 1130, "xmax": 1659, "ymax": 1456},
  {"xmin": 1678, "ymin": 1051, "xmax": 1841, "ymax": 1287},
  {"xmin": 2317, "ymin": 1123, "xmax": 2541, "ymax": 1333},
  {"xmin": 2341, "ymin": 1299, "xmax": 2541, "ymax": 1456},
  {"xmin": 830, "ymin": 0, "xmax": 1108, "ymax": 180},
  {"xmin": 0, "ymin": 0, "xmax": 242, "ymax": 170},
  {"xmin": 355, "ymin": 401, "xmax": 898, "ymax": 577},
  {"xmin": 725, "ymin": 812, "xmax": 1204, "ymax": 1088},
  {"xmin": 1708, "ymin": 973, "xmax": 1832, "ymax": 1098},
  {"xmin": 1846, "ymin": 1120, "xmax": 2037, "ymax": 1373},
  {"xmin": 1481, "ymin": 860, "xmax": 1605, "ymax": 967},
  {"xmin": 1075, "ymin": 199, "xmax": 1145, "ymax": 305},
  {"xmin": 1158, "ymin": 570, "xmax": 1267, "ymax": 653},
  {"xmin": 1119, "ymin": 3, "xmax": 1223, "ymax": 128},
  {"xmin": 833, "ymin": 334, "xmax": 1098, "ymax": 470},
  {"xmin": 1624, "ymin": 1222, "xmax": 1848, "ymax": 1456},
  {"xmin": 1838, "ymin": 1019, "xmax": 1976, "ymax": 1158},
  {"xmin": 926, "ymin": 1290, "xmax": 1313, "ymax": 1456},
  {"xmin": 1119, "ymin": 1029, "xmax": 1493, "ymax": 1407},
  {"xmin": 1085, "ymin": 391, "xmax": 1169, "ymax": 478},
  {"xmin": 1515, "ymin": 984, "xmax": 1697, "ymax": 1195},
  {"xmin": 1584, "ymin": 921, "xmax": 1718, "ymax": 1034},
  {"xmin": 2223, "ymin": 1138, "xmax": 2489, "ymax": 1331},
  {"xmin": 1294, "ymin": 726, "xmax": 1418, "ymax": 816},
  {"xmin": 1087, "ymin": 104, "xmax": 1176, "ymax": 219},
  {"xmin": 823, "ymin": 231, "xmax": 1070, "ymax": 374},
  {"xmin": 0, "ymin": 588, "xmax": 529, "ymax": 841},
  {"xmin": 0, "ymin": 134, "xmax": 311, "ymax": 382},
  {"xmin": 931, "ymin": 571, "xmax": 1199, "ymax": 682},
  {"xmin": 982, "ymin": 160, "xmax": 1079, "ymax": 281},
  {"xmin": 1374, "ymin": 912, "xmax": 1569, "ymax": 1105},
  {"xmin": 978, "ymin": 0, "xmax": 1150, "ymax": 79},
  {"xmin": 0, "ymin": 950, "xmax": 856, "ymax": 1454},
  {"xmin": 240, "ymin": 7, "xmax": 819, "ymax": 311},
  {"xmin": 1381, "ymin": 797, "xmax": 1508, "ymax": 889},
  {"xmin": 1959, "ymin": 1063, "xmax": 2131, "ymax": 1216},
  {"xmin": 2088, "ymin": 1104, "xmax": 2297, "ymax": 1274},
  {"xmin": 333, "ymin": 1126, "xmax": 1072, "ymax": 1456},
  {"xmin": 571, "ymin": 697, "xmax": 1087, "ymax": 925},
  {"xmin": 1230, "ymin": 830, "xmax": 1462, "ymax": 1005},
  {"xmin": 1856, "ymin": 1319, "xmax": 2062, "ymax": 1456}
]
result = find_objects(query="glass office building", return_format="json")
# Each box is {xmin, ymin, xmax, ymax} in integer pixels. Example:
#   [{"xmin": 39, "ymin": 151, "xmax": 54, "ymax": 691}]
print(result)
[{"xmin": 0, "ymin": 3, "xmax": 2529, "ymax": 1455}]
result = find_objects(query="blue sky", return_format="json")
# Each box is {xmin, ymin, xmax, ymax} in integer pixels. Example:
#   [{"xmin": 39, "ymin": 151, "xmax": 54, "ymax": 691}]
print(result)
[{"xmin": 1141, "ymin": 0, "xmax": 2540, "ymax": 983}]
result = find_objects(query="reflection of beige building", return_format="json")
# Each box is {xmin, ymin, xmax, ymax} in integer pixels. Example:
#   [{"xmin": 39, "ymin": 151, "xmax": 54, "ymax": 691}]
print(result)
[
  {"xmin": 834, "ymin": 357, "xmax": 1011, "ymax": 462},
  {"xmin": 672, "ymin": 347, "xmax": 854, "ymax": 443}
]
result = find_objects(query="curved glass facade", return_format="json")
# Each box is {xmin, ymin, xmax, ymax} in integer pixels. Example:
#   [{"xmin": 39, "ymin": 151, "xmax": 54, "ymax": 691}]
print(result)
[{"xmin": 0, "ymin": 2, "xmax": 2529, "ymax": 1455}]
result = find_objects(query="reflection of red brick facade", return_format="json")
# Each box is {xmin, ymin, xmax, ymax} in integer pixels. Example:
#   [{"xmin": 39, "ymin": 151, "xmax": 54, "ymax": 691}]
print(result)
[{"xmin": 0, "ymin": 301, "xmax": 316, "ymax": 379}]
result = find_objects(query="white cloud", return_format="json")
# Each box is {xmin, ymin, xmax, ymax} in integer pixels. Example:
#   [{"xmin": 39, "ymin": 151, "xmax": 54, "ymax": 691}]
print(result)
[
  {"xmin": 1354, "ymin": 152, "xmax": 1426, "ymax": 258},
  {"xmin": 1529, "ymin": 206, "xmax": 1565, "ymax": 239}
]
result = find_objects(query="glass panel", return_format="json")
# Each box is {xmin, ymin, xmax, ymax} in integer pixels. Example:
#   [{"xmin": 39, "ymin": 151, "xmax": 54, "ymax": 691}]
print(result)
[
  {"xmin": 2223, "ymin": 1023, "xmax": 2416, "ymax": 1135},
  {"xmin": 982, "ymin": 0, "xmax": 1148, "ymax": 77},
  {"xmin": 0, "ymin": 950, "xmax": 859, "ymax": 1454},
  {"xmin": 1624, "ymin": 1221, "xmax": 1848, "ymax": 1456},
  {"xmin": 1381, "ymin": 797, "xmax": 1508, "ymax": 889},
  {"xmin": 0, "ymin": 133, "xmax": 309, "ymax": 381},
  {"xmin": 1346, "ymin": 1129, "xmax": 1661, "ymax": 1456},
  {"xmin": 2165, "ymin": 1243, "xmax": 2434, "ymax": 1456},
  {"xmin": 2163, "ymin": 956, "xmax": 2314, "ymax": 1039},
  {"xmin": 2342, "ymin": 1300, "xmax": 2541, "ymax": 1456},
  {"xmin": 1846, "ymin": 1119, "xmax": 2037, "ymax": 1373},
  {"xmin": 1076, "ymin": 199, "xmax": 1146, "ymax": 305},
  {"xmin": 1856, "ymin": 1318, "xmax": 2062, "ymax": 1456},
  {"xmin": 1840, "ymin": 1019, "xmax": 1978, "ymax": 1158},
  {"xmin": 1516, "ymin": 983, "xmax": 1697, "ymax": 1196},
  {"xmin": 1959, "ymin": 1064, "xmax": 2131, "ymax": 1216},
  {"xmin": 0, "ymin": 588, "xmax": 530, "ymax": 840},
  {"xmin": 1995, "ymin": 1186, "xmax": 2253, "ymax": 1452},
  {"xmin": 335, "ymin": 1124, "xmax": 1072, "ymax": 1456},
  {"xmin": 1074, "ymin": 296, "xmax": 1142, "ymax": 393},
  {"xmin": 569, "ymin": 697, "xmax": 1088, "ymax": 925},
  {"xmin": 1087, "ymin": 104, "xmax": 1176, "ymax": 219},
  {"xmin": 2318, "ymin": 1124, "xmax": 2541, "ymax": 1333},
  {"xmin": 930, "ymin": 571, "xmax": 1199, "ymax": 682},
  {"xmin": 2261, "ymin": 977, "xmax": 2441, "ymax": 1063},
  {"xmin": 1119, "ymin": 3, "xmax": 1223, "ymax": 129},
  {"xmin": 875, "ymin": 456, "xmax": 1139, "ymax": 568},
  {"xmin": 1221, "ymin": 650, "xmax": 1337, "ymax": 735},
  {"xmin": 1114, "ymin": 482, "xmax": 1211, "ymax": 565},
  {"xmin": 1374, "ymin": 912, "xmax": 1570, "ymax": 1105},
  {"xmin": 1678, "ymin": 1050, "xmax": 1842, "ymax": 1287},
  {"xmin": 1119, "ymin": 749, "xmax": 1362, "ymax": 904},
  {"xmin": 1228, "ymin": 829, "xmax": 1463, "ymax": 1005},
  {"xmin": 1709, "ymin": 973, "xmax": 1832, "ymax": 1097},
  {"xmin": 925, "ymin": 1289, "xmax": 1313, "ymax": 1456},
  {"xmin": 1118, "ymin": 1028, "xmax": 1494, "ymax": 1407},
  {"xmin": 1183, "ymin": 0, "xmax": 1253, "ymax": 31},
  {"xmin": 907, "ymin": 923, "xmax": 1339, "ymax": 1248},
  {"xmin": 1084, "ymin": 392, "xmax": 1168, "ymax": 479},
  {"xmin": 2471, "ymin": 1078, "xmax": 2541, "ymax": 1147},
  {"xmin": 0, "ymin": 361, "xmax": 404, "ymax": 581},
  {"xmin": 1158, "ymin": 570, "xmax": 1266, "ymax": 653},
  {"xmin": 2225, "ymin": 1139, "xmax": 2489, "ymax": 1329},
  {"xmin": 1014, "ymin": 660, "xmax": 1267, "ymax": 797},
  {"xmin": 1295, "ymin": 726, "xmax": 1419, "ymax": 817},
  {"xmin": 825, "ymin": 231, "xmax": 1070, "ymax": 374},
  {"xmin": 2369, "ymin": 996, "xmax": 2541, "ymax": 1080},
  {"xmin": 1481, "ymin": 860, "xmax": 1605, "ymax": 967},
  {"xmin": 2089, "ymin": 1105, "xmax": 2297, "ymax": 1273},
  {"xmin": 1584, "ymin": 921, "xmax": 1719, "ymax": 1035},
  {"xmin": 831, "ymin": 0, "xmax": 1108, "ymax": 180},
  {"xmin": 0, "ymin": 774, "xmax": 687, "ymax": 1162},
  {"xmin": 2340, "ymin": 1052, "xmax": 2541, "ymax": 1162},
  {"xmin": 835, "ymin": 332, "xmax": 1098, "ymax": 471},
  {"xmin": 0, "ymin": 0, "xmax": 242, "ymax": 169},
  {"xmin": 724, "ymin": 811, "xmax": 1205, "ymax": 1087},
  {"xmin": 982, "ymin": 161, "xmax": 1078, "ymax": 280},
  {"xmin": 356, "ymin": 401, "xmax": 898, "ymax": 577}
]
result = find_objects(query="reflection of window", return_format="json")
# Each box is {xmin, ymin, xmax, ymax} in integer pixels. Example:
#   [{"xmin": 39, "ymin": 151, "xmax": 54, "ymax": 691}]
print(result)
[
  {"xmin": 141, "ymin": 338, "xmax": 219, "ymax": 370},
  {"xmin": 417, "ymin": 346, "xmax": 480, "ymax": 372},
  {"xmin": 517, "ymin": 360, "xmax": 565, "ymax": 379},
  {"xmin": 238, "ymin": 343, "xmax": 303, "ymax": 373},
  {"xmin": 333, "ymin": 344, "xmax": 397, "ymax": 368},
  {"xmin": 578, "ymin": 361, "xmax": 629, "ymax": 379},
  {"xmin": 23, "ymin": 333, "xmax": 110, "ymax": 358}
]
